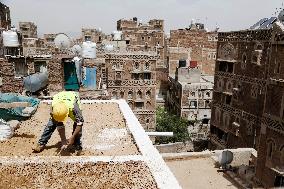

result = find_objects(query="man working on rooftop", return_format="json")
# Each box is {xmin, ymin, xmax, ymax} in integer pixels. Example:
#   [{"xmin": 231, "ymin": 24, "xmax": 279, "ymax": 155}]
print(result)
[{"xmin": 33, "ymin": 91, "xmax": 84, "ymax": 153}]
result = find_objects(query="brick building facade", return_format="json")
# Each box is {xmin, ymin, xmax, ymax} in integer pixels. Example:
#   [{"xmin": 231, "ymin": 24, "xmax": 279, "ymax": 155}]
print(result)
[
  {"xmin": 166, "ymin": 63, "xmax": 214, "ymax": 141},
  {"xmin": 46, "ymin": 51, "xmax": 158, "ymax": 131},
  {"xmin": 167, "ymin": 66, "xmax": 213, "ymax": 121},
  {"xmin": 168, "ymin": 23, "xmax": 217, "ymax": 76},
  {"xmin": 256, "ymin": 21, "xmax": 284, "ymax": 188},
  {"xmin": 105, "ymin": 52, "xmax": 158, "ymax": 130},
  {"xmin": 0, "ymin": 2, "xmax": 11, "ymax": 30},
  {"xmin": 209, "ymin": 17, "xmax": 284, "ymax": 187},
  {"xmin": 82, "ymin": 28, "xmax": 106, "ymax": 43},
  {"xmin": 19, "ymin": 22, "xmax": 37, "ymax": 38},
  {"xmin": 117, "ymin": 18, "xmax": 167, "ymax": 98},
  {"xmin": 209, "ymin": 29, "xmax": 270, "ymax": 150}
]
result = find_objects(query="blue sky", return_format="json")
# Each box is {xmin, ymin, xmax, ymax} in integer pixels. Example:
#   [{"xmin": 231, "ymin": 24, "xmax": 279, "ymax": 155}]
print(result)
[{"xmin": 3, "ymin": 0, "xmax": 284, "ymax": 37}]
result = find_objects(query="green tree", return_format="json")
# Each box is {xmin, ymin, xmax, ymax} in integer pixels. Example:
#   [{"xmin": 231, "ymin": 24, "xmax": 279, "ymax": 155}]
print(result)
[{"xmin": 155, "ymin": 107, "xmax": 190, "ymax": 144}]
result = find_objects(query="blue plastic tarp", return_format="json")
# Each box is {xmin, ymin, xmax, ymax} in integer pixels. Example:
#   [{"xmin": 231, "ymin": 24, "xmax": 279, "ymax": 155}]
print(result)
[{"xmin": 0, "ymin": 93, "xmax": 40, "ymax": 121}]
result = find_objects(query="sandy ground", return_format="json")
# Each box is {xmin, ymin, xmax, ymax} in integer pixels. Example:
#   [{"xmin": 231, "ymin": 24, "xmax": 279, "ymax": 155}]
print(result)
[
  {"xmin": 166, "ymin": 158, "xmax": 238, "ymax": 189},
  {"xmin": 0, "ymin": 161, "xmax": 158, "ymax": 189},
  {"xmin": 0, "ymin": 103, "xmax": 139, "ymax": 156}
]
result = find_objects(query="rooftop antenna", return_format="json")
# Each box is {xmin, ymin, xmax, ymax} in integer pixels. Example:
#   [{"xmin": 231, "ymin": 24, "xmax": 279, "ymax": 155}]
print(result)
[
  {"xmin": 54, "ymin": 33, "xmax": 71, "ymax": 50},
  {"xmin": 214, "ymin": 22, "xmax": 219, "ymax": 32}
]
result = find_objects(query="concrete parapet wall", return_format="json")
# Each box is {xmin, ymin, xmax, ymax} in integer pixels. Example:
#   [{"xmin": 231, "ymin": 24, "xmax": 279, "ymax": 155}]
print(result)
[
  {"xmin": 162, "ymin": 148, "xmax": 256, "ymax": 167},
  {"xmin": 155, "ymin": 142, "xmax": 194, "ymax": 153}
]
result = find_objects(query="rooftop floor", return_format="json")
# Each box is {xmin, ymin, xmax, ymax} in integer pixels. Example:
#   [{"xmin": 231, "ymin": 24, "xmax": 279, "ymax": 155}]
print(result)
[
  {"xmin": 166, "ymin": 157, "xmax": 238, "ymax": 189},
  {"xmin": 0, "ymin": 100, "xmax": 181, "ymax": 189},
  {"xmin": 0, "ymin": 103, "xmax": 139, "ymax": 156}
]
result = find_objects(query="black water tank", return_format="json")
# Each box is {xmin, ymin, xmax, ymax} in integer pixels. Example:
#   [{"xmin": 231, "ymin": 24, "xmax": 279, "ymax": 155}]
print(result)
[
  {"xmin": 133, "ymin": 17, "xmax": 138, "ymax": 22},
  {"xmin": 179, "ymin": 59, "xmax": 187, "ymax": 68}
]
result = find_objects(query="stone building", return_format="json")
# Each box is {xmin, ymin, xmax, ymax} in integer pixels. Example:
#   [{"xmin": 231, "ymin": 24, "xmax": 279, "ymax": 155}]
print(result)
[
  {"xmin": 0, "ymin": 2, "xmax": 11, "ymax": 58},
  {"xmin": 167, "ymin": 65, "xmax": 213, "ymax": 121},
  {"xmin": 22, "ymin": 38, "xmax": 50, "ymax": 56},
  {"xmin": 82, "ymin": 28, "xmax": 106, "ymax": 43},
  {"xmin": 43, "ymin": 33, "xmax": 57, "ymax": 48},
  {"xmin": 0, "ymin": 2, "xmax": 11, "ymax": 30},
  {"xmin": 117, "ymin": 18, "xmax": 167, "ymax": 99},
  {"xmin": 0, "ymin": 18, "xmax": 50, "ymax": 94},
  {"xmin": 19, "ymin": 22, "xmax": 37, "ymax": 38},
  {"xmin": 256, "ymin": 20, "xmax": 284, "ymax": 188},
  {"xmin": 117, "ymin": 18, "xmax": 165, "ymax": 66},
  {"xmin": 209, "ymin": 25, "xmax": 271, "ymax": 150},
  {"xmin": 117, "ymin": 17, "xmax": 138, "ymax": 31},
  {"xmin": 46, "ymin": 51, "xmax": 158, "ymax": 131},
  {"xmin": 209, "ymin": 14, "xmax": 284, "ymax": 188},
  {"xmin": 168, "ymin": 22, "xmax": 217, "ymax": 76},
  {"xmin": 166, "ymin": 61, "xmax": 214, "ymax": 141},
  {"xmin": 104, "ymin": 52, "xmax": 158, "ymax": 131},
  {"xmin": 102, "ymin": 52, "xmax": 158, "ymax": 131},
  {"xmin": 0, "ymin": 55, "xmax": 51, "ymax": 94}
]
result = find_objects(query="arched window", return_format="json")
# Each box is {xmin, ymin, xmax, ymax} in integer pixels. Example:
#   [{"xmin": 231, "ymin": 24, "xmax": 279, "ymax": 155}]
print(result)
[
  {"xmin": 146, "ymin": 118, "xmax": 150, "ymax": 124},
  {"xmin": 217, "ymin": 78, "xmax": 224, "ymax": 91},
  {"xmin": 137, "ymin": 91, "xmax": 142, "ymax": 99},
  {"xmin": 112, "ymin": 91, "xmax": 118, "ymax": 100},
  {"xmin": 205, "ymin": 92, "xmax": 211, "ymax": 98},
  {"xmin": 120, "ymin": 91, "xmax": 124, "ymax": 99},
  {"xmin": 223, "ymin": 113, "xmax": 230, "ymax": 129},
  {"xmin": 128, "ymin": 91, "xmax": 133, "ymax": 99},
  {"xmin": 267, "ymin": 139, "xmax": 275, "ymax": 159},
  {"xmin": 145, "ymin": 62, "xmax": 150, "ymax": 70},
  {"xmin": 226, "ymin": 80, "xmax": 233, "ymax": 92},
  {"xmin": 146, "ymin": 90, "xmax": 151, "ymax": 99},
  {"xmin": 241, "ymin": 53, "xmax": 247, "ymax": 69},
  {"xmin": 134, "ymin": 62, "xmax": 139, "ymax": 69},
  {"xmin": 146, "ymin": 101, "xmax": 151, "ymax": 109},
  {"xmin": 128, "ymin": 101, "xmax": 133, "ymax": 109},
  {"xmin": 215, "ymin": 108, "xmax": 221, "ymax": 124}
]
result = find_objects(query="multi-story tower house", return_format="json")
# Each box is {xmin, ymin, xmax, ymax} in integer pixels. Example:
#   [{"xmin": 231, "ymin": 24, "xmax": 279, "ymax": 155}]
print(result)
[{"xmin": 19, "ymin": 22, "xmax": 37, "ymax": 38}]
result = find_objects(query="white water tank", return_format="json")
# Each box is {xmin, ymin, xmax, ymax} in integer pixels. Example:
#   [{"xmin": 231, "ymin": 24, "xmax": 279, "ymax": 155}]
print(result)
[
  {"xmin": 82, "ymin": 41, "xmax": 96, "ymax": 59},
  {"xmin": 105, "ymin": 44, "xmax": 114, "ymax": 52},
  {"xmin": 113, "ymin": 31, "xmax": 122, "ymax": 41},
  {"xmin": 2, "ymin": 31, "xmax": 20, "ymax": 47}
]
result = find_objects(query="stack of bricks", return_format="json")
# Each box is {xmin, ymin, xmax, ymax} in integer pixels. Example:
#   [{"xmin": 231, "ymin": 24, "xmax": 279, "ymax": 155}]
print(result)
[
  {"xmin": 47, "ymin": 56, "xmax": 64, "ymax": 93},
  {"xmin": 0, "ymin": 58, "xmax": 23, "ymax": 93}
]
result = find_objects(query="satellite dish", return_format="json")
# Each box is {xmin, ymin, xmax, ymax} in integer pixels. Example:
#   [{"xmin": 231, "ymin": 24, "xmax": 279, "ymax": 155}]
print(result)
[
  {"xmin": 54, "ymin": 33, "xmax": 71, "ymax": 49},
  {"xmin": 98, "ymin": 27, "xmax": 102, "ymax": 32},
  {"xmin": 218, "ymin": 150, "xmax": 233, "ymax": 169},
  {"xmin": 71, "ymin": 45, "xmax": 82, "ymax": 55}
]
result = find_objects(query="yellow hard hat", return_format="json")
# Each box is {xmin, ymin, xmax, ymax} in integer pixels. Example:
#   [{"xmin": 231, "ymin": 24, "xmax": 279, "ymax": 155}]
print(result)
[{"xmin": 52, "ymin": 101, "xmax": 68, "ymax": 122}]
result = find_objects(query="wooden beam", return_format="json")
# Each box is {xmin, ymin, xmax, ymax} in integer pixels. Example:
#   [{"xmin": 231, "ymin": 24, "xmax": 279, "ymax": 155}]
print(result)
[{"xmin": 0, "ymin": 102, "xmax": 31, "ymax": 109}]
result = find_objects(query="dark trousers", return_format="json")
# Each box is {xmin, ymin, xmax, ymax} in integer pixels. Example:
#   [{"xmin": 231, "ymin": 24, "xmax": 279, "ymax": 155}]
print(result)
[{"xmin": 38, "ymin": 118, "xmax": 82, "ymax": 146}]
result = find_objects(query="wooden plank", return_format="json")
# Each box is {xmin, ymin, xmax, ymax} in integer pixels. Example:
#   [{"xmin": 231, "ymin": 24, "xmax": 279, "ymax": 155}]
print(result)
[{"xmin": 0, "ymin": 102, "xmax": 31, "ymax": 109}]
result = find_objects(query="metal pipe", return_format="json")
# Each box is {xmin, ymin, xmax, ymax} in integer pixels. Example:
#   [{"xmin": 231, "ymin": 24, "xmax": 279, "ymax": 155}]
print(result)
[{"xmin": 146, "ymin": 132, "xmax": 173, "ymax": 137}]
